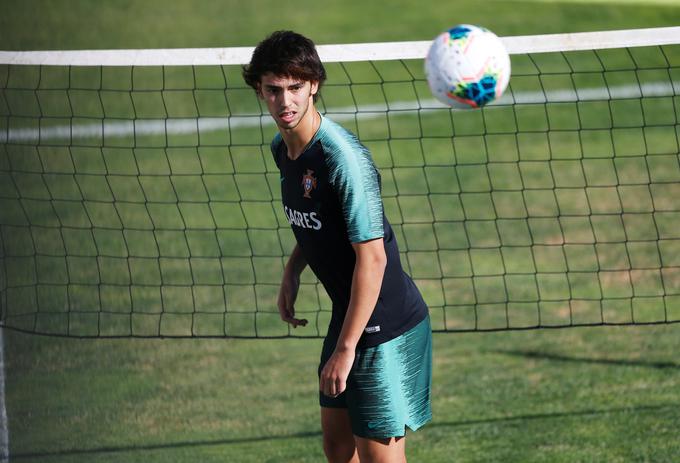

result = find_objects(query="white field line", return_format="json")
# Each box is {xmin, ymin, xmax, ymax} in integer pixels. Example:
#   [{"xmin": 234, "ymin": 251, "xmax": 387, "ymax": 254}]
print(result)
[
  {"xmin": 0, "ymin": 81, "xmax": 676, "ymax": 143},
  {"xmin": 0, "ymin": 329, "xmax": 8, "ymax": 463}
]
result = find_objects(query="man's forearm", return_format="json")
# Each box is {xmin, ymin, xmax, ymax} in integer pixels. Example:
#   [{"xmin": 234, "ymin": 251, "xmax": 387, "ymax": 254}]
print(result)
[
  {"xmin": 336, "ymin": 239, "xmax": 387, "ymax": 352},
  {"xmin": 285, "ymin": 243, "xmax": 308, "ymax": 276}
]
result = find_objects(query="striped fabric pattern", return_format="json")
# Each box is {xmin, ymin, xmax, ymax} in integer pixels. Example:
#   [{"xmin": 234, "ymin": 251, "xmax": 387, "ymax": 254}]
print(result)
[
  {"xmin": 346, "ymin": 316, "xmax": 433, "ymax": 438},
  {"xmin": 317, "ymin": 116, "xmax": 384, "ymax": 243}
]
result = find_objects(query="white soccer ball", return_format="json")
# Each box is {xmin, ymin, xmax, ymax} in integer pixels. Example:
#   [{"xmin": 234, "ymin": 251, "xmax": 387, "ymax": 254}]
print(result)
[{"xmin": 425, "ymin": 24, "xmax": 511, "ymax": 109}]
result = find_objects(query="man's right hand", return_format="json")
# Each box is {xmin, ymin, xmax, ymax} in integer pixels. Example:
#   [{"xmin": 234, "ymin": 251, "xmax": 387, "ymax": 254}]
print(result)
[{"xmin": 277, "ymin": 270, "xmax": 308, "ymax": 328}]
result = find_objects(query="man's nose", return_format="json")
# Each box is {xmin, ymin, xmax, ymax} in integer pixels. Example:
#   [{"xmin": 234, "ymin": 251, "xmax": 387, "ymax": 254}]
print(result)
[{"xmin": 280, "ymin": 89, "xmax": 293, "ymax": 106}]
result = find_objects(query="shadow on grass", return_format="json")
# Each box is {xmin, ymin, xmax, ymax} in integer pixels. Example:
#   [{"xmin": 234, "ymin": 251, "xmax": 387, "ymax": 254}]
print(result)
[
  {"xmin": 494, "ymin": 350, "xmax": 680, "ymax": 370},
  {"xmin": 12, "ymin": 403, "xmax": 679, "ymax": 459},
  {"xmin": 428, "ymin": 403, "xmax": 679, "ymax": 430},
  {"xmin": 12, "ymin": 430, "xmax": 322, "ymax": 460}
]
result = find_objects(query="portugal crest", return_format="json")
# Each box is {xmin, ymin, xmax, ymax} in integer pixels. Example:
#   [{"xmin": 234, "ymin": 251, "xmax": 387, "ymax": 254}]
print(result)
[{"xmin": 301, "ymin": 169, "xmax": 317, "ymax": 199}]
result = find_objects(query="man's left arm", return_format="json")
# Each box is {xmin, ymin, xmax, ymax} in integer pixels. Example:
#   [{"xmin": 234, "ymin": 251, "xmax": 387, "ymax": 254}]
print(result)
[{"xmin": 319, "ymin": 238, "xmax": 387, "ymax": 398}]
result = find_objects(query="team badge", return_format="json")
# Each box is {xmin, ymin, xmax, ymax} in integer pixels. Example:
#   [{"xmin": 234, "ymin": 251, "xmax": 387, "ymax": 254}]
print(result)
[{"xmin": 301, "ymin": 169, "xmax": 317, "ymax": 199}]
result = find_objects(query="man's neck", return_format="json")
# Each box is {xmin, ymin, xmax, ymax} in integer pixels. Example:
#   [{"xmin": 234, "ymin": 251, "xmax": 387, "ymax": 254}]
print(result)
[{"xmin": 281, "ymin": 109, "xmax": 320, "ymax": 160}]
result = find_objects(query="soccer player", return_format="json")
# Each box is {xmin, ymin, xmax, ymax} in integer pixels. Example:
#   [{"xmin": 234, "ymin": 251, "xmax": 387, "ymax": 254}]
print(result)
[{"xmin": 243, "ymin": 31, "xmax": 432, "ymax": 463}]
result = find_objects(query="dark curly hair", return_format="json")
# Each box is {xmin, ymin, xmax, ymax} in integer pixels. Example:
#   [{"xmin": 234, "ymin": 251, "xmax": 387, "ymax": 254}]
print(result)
[{"xmin": 242, "ymin": 30, "xmax": 327, "ymax": 102}]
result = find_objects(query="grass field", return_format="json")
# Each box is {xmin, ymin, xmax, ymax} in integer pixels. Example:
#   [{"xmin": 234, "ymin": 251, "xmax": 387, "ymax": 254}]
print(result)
[
  {"xmin": 3, "ymin": 0, "xmax": 680, "ymax": 49},
  {"xmin": 3, "ymin": 0, "xmax": 680, "ymax": 461},
  {"xmin": 7, "ymin": 326, "xmax": 680, "ymax": 462}
]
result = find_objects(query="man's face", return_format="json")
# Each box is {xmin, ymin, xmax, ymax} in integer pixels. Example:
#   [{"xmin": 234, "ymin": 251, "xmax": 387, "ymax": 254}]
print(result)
[{"xmin": 259, "ymin": 73, "xmax": 319, "ymax": 131}]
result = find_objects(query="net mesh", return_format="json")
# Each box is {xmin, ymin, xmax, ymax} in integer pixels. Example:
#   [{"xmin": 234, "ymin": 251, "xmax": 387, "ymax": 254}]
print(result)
[{"xmin": 1, "ymin": 38, "xmax": 680, "ymax": 337}]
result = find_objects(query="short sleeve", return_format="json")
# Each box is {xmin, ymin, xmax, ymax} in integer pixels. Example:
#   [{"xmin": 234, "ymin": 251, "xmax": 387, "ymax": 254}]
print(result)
[{"xmin": 321, "ymin": 123, "xmax": 384, "ymax": 243}]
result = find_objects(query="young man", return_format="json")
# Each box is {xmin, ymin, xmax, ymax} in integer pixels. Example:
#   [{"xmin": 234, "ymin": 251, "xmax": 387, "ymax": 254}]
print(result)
[{"xmin": 243, "ymin": 31, "xmax": 432, "ymax": 462}]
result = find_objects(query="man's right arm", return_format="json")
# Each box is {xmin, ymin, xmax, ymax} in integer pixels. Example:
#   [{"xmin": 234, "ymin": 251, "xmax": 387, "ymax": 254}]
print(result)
[{"xmin": 277, "ymin": 244, "xmax": 308, "ymax": 328}]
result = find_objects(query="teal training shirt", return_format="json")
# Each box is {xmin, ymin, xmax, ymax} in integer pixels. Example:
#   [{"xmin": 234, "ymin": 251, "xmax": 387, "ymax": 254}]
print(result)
[{"xmin": 272, "ymin": 115, "xmax": 428, "ymax": 348}]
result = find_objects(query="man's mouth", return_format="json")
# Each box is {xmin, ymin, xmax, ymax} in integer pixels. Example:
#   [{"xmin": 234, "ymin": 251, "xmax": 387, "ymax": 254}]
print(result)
[{"xmin": 279, "ymin": 111, "xmax": 296, "ymax": 123}]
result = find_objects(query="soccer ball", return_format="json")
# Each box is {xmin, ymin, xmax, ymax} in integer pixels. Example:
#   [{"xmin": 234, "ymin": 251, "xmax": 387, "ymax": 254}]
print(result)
[{"xmin": 425, "ymin": 24, "xmax": 511, "ymax": 109}]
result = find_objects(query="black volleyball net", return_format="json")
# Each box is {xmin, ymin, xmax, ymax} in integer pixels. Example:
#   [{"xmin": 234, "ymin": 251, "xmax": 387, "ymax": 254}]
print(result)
[{"xmin": 1, "ymin": 27, "xmax": 680, "ymax": 337}]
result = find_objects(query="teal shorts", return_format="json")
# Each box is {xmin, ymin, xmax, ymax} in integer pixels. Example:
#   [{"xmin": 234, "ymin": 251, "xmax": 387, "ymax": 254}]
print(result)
[{"xmin": 319, "ymin": 315, "xmax": 433, "ymax": 439}]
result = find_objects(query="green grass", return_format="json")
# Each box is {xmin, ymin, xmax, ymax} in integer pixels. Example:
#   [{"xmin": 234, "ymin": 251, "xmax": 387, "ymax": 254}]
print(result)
[
  {"xmin": 2, "ymin": 0, "xmax": 680, "ymax": 49},
  {"xmin": 3, "ymin": 0, "xmax": 680, "ymax": 461},
  {"xmin": 7, "ymin": 325, "xmax": 680, "ymax": 462}
]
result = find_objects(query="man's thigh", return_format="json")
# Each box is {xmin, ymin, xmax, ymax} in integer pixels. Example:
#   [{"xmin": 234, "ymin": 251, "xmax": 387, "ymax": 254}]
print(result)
[
  {"xmin": 354, "ymin": 434, "xmax": 406, "ymax": 463},
  {"xmin": 321, "ymin": 407, "xmax": 358, "ymax": 462}
]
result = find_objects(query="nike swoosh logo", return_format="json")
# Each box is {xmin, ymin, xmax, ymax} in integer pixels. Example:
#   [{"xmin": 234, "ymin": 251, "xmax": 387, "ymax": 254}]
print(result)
[
  {"xmin": 280, "ymin": 177, "xmax": 285, "ymax": 182},
  {"xmin": 367, "ymin": 421, "xmax": 383, "ymax": 430}
]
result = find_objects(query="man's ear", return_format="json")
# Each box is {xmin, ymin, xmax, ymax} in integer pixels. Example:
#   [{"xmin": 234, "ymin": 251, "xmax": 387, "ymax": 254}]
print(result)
[
  {"xmin": 310, "ymin": 80, "xmax": 319, "ymax": 96},
  {"xmin": 255, "ymin": 82, "xmax": 263, "ymax": 99}
]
